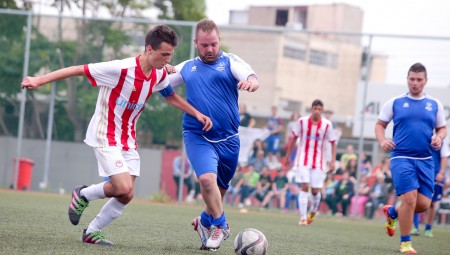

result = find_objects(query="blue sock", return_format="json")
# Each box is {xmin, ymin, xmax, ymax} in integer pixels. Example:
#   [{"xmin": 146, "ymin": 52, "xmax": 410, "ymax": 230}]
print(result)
[
  {"xmin": 388, "ymin": 206, "xmax": 398, "ymax": 219},
  {"xmin": 413, "ymin": 213, "xmax": 419, "ymax": 229},
  {"xmin": 425, "ymin": 224, "xmax": 432, "ymax": 231},
  {"xmin": 211, "ymin": 212, "xmax": 227, "ymax": 229},
  {"xmin": 400, "ymin": 235, "xmax": 411, "ymax": 243},
  {"xmin": 201, "ymin": 211, "xmax": 212, "ymax": 228}
]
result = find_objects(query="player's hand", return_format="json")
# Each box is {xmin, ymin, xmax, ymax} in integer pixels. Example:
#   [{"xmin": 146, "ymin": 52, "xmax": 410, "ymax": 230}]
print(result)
[
  {"xmin": 380, "ymin": 139, "xmax": 396, "ymax": 152},
  {"xmin": 328, "ymin": 161, "xmax": 335, "ymax": 172},
  {"xmin": 196, "ymin": 113, "xmax": 213, "ymax": 132},
  {"xmin": 284, "ymin": 158, "xmax": 291, "ymax": 169},
  {"xmin": 21, "ymin": 76, "xmax": 42, "ymax": 90},
  {"xmin": 430, "ymin": 135, "xmax": 443, "ymax": 150},
  {"xmin": 237, "ymin": 80, "xmax": 259, "ymax": 92},
  {"xmin": 436, "ymin": 172, "xmax": 444, "ymax": 183},
  {"xmin": 164, "ymin": 64, "xmax": 176, "ymax": 74}
]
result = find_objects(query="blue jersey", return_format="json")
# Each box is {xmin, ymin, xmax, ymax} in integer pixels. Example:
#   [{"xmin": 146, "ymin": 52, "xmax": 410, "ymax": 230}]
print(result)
[
  {"xmin": 169, "ymin": 51, "xmax": 256, "ymax": 141},
  {"xmin": 378, "ymin": 93, "xmax": 446, "ymax": 159},
  {"xmin": 432, "ymin": 140, "xmax": 450, "ymax": 175}
]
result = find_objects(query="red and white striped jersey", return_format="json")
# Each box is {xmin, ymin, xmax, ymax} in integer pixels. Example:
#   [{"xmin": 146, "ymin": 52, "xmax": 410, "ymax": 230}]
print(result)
[
  {"xmin": 291, "ymin": 116, "xmax": 336, "ymax": 170},
  {"xmin": 83, "ymin": 56, "xmax": 169, "ymax": 150}
]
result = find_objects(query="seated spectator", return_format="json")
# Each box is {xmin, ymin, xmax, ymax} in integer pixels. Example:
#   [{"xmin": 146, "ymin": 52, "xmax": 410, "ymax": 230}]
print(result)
[
  {"xmin": 366, "ymin": 173, "xmax": 390, "ymax": 219},
  {"xmin": 350, "ymin": 175, "xmax": 371, "ymax": 217},
  {"xmin": 261, "ymin": 169, "xmax": 289, "ymax": 209},
  {"xmin": 248, "ymin": 139, "xmax": 265, "ymax": 162},
  {"xmin": 334, "ymin": 170, "xmax": 354, "ymax": 216},
  {"xmin": 340, "ymin": 144, "xmax": 357, "ymax": 169},
  {"xmin": 248, "ymin": 149, "xmax": 268, "ymax": 173},
  {"xmin": 265, "ymin": 152, "xmax": 282, "ymax": 171},
  {"xmin": 225, "ymin": 165, "xmax": 243, "ymax": 206},
  {"xmin": 284, "ymin": 169, "xmax": 300, "ymax": 211},
  {"xmin": 238, "ymin": 164, "xmax": 260, "ymax": 208},
  {"xmin": 255, "ymin": 167, "xmax": 273, "ymax": 208},
  {"xmin": 346, "ymin": 158, "xmax": 358, "ymax": 183},
  {"xmin": 322, "ymin": 171, "xmax": 338, "ymax": 215}
]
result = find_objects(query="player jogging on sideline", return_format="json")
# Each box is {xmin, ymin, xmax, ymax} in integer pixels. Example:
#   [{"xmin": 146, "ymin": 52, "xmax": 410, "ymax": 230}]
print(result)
[
  {"xmin": 21, "ymin": 25, "xmax": 212, "ymax": 245},
  {"xmin": 167, "ymin": 18, "xmax": 259, "ymax": 250},
  {"xmin": 375, "ymin": 62, "xmax": 446, "ymax": 254},
  {"xmin": 285, "ymin": 99, "xmax": 337, "ymax": 226}
]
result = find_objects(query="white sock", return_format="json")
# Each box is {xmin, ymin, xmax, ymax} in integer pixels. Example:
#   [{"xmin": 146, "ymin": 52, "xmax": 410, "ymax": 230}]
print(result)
[
  {"xmin": 311, "ymin": 192, "xmax": 321, "ymax": 213},
  {"xmin": 299, "ymin": 191, "xmax": 308, "ymax": 221},
  {"xmin": 81, "ymin": 182, "xmax": 106, "ymax": 201},
  {"xmin": 86, "ymin": 198, "xmax": 126, "ymax": 234}
]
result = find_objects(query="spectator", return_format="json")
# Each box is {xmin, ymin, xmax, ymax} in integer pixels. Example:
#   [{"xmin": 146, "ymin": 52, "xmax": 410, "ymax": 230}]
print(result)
[
  {"xmin": 225, "ymin": 166, "xmax": 244, "ymax": 206},
  {"xmin": 340, "ymin": 144, "xmax": 358, "ymax": 169},
  {"xmin": 350, "ymin": 175, "xmax": 371, "ymax": 217},
  {"xmin": 346, "ymin": 157, "xmax": 358, "ymax": 182},
  {"xmin": 255, "ymin": 167, "xmax": 273, "ymax": 208},
  {"xmin": 334, "ymin": 171, "xmax": 354, "ymax": 216},
  {"xmin": 248, "ymin": 149, "xmax": 268, "ymax": 173},
  {"xmin": 266, "ymin": 152, "xmax": 282, "ymax": 171},
  {"xmin": 322, "ymin": 171, "xmax": 338, "ymax": 215},
  {"xmin": 260, "ymin": 169, "xmax": 289, "ymax": 209},
  {"xmin": 366, "ymin": 173, "xmax": 390, "ymax": 219},
  {"xmin": 238, "ymin": 164, "xmax": 260, "ymax": 208},
  {"xmin": 239, "ymin": 104, "xmax": 256, "ymax": 128},
  {"xmin": 284, "ymin": 169, "xmax": 300, "ymax": 212},
  {"xmin": 248, "ymin": 139, "xmax": 265, "ymax": 162},
  {"xmin": 264, "ymin": 106, "xmax": 283, "ymax": 155},
  {"xmin": 173, "ymin": 155, "xmax": 195, "ymax": 202}
]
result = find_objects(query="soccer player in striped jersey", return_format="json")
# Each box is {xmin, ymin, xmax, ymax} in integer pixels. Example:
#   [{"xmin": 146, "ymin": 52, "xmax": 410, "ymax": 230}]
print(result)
[
  {"xmin": 284, "ymin": 99, "xmax": 337, "ymax": 226},
  {"xmin": 21, "ymin": 25, "xmax": 212, "ymax": 245},
  {"xmin": 167, "ymin": 18, "xmax": 259, "ymax": 250},
  {"xmin": 375, "ymin": 63, "xmax": 447, "ymax": 254}
]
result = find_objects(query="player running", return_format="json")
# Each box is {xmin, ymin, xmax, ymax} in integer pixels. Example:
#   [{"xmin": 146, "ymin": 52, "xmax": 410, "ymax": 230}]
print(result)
[
  {"xmin": 375, "ymin": 63, "xmax": 446, "ymax": 254},
  {"xmin": 21, "ymin": 25, "xmax": 212, "ymax": 245},
  {"xmin": 168, "ymin": 18, "xmax": 259, "ymax": 250},
  {"xmin": 285, "ymin": 99, "xmax": 337, "ymax": 226}
]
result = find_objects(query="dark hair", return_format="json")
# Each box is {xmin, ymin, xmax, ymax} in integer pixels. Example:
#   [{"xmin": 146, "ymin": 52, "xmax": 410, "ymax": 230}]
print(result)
[
  {"xmin": 145, "ymin": 25, "xmax": 178, "ymax": 50},
  {"xmin": 196, "ymin": 18, "xmax": 219, "ymax": 38},
  {"xmin": 311, "ymin": 99, "xmax": 323, "ymax": 108},
  {"xmin": 408, "ymin": 62, "xmax": 427, "ymax": 78}
]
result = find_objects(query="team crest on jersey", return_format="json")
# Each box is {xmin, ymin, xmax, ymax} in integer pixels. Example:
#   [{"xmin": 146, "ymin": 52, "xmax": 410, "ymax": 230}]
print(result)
[
  {"xmin": 216, "ymin": 62, "xmax": 226, "ymax": 71},
  {"xmin": 425, "ymin": 102, "xmax": 433, "ymax": 111},
  {"xmin": 403, "ymin": 102, "xmax": 409, "ymax": 108},
  {"xmin": 115, "ymin": 160, "xmax": 123, "ymax": 168},
  {"xmin": 191, "ymin": 65, "xmax": 197, "ymax": 72}
]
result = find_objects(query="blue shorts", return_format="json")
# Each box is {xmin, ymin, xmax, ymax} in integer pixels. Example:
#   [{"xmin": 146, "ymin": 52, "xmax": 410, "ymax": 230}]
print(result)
[
  {"xmin": 432, "ymin": 181, "xmax": 444, "ymax": 202},
  {"xmin": 183, "ymin": 132, "xmax": 240, "ymax": 190},
  {"xmin": 265, "ymin": 134, "xmax": 280, "ymax": 153},
  {"xmin": 390, "ymin": 157, "xmax": 434, "ymax": 199}
]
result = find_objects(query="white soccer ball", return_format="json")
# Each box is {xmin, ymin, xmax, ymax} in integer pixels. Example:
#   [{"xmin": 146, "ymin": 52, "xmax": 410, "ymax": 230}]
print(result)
[{"xmin": 234, "ymin": 228, "xmax": 268, "ymax": 255}]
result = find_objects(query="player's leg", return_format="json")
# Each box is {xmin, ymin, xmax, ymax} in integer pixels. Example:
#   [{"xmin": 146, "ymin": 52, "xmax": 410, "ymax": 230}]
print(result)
[
  {"xmin": 425, "ymin": 182, "xmax": 442, "ymax": 237},
  {"xmin": 411, "ymin": 213, "xmax": 420, "ymax": 235},
  {"xmin": 296, "ymin": 167, "xmax": 310, "ymax": 225},
  {"xmin": 204, "ymin": 137, "xmax": 239, "ymax": 249},
  {"xmin": 308, "ymin": 170, "xmax": 326, "ymax": 224}
]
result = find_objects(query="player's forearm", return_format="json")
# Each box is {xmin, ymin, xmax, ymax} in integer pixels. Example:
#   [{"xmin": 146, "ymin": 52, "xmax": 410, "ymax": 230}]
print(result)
[
  {"xmin": 38, "ymin": 66, "xmax": 85, "ymax": 86},
  {"xmin": 375, "ymin": 122, "xmax": 387, "ymax": 144},
  {"xmin": 436, "ymin": 126, "xmax": 447, "ymax": 141},
  {"xmin": 166, "ymin": 93, "xmax": 200, "ymax": 118}
]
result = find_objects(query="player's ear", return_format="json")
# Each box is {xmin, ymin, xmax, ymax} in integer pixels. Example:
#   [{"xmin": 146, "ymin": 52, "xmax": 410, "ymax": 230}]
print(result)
[{"xmin": 145, "ymin": 45, "xmax": 153, "ymax": 53}]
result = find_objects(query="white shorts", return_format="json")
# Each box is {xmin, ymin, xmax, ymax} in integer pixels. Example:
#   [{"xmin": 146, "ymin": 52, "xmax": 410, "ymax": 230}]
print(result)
[
  {"xmin": 94, "ymin": 146, "xmax": 140, "ymax": 177},
  {"xmin": 293, "ymin": 166, "xmax": 326, "ymax": 189}
]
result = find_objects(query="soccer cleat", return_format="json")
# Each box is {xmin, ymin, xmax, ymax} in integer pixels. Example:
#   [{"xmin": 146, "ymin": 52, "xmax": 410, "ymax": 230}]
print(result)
[
  {"xmin": 411, "ymin": 228, "xmax": 420, "ymax": 236},
  {"xmin": 82, "ymin": 229, "xmax": 113, "ymax": 245},
  {"xmin": 205, "ymin": 224, "xmax": 230, "ymax": 250},
  {"xmin": 307, "ymin": 212, "xmax": 316, "ymax": 224},
  {"xmin": 383, "ymin": 205, "xmax": 397, "ymax": 236},
  {"xmin": 399, "ymin": 241, "xmax": 416, "ymax": 254},
  {"xmin": 192, "ymin": 216, "xmax": 211, "ymax": 249},
  {"xmin": 68, "ymin": 185, "xmax": 89, "ymax": 225},
  {"xmin": 424, "ymin": 230, "xmax": 433, "ymax": 238},
  {"xmin": 298, "ymin": 220, "xmax": 308, "ymax": 226}
]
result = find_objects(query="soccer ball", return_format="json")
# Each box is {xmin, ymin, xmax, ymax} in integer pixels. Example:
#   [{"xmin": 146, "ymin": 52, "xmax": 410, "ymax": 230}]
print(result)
[{"xmin": 234, "ymin": 228, "xmax": 268, "ymax": 255}]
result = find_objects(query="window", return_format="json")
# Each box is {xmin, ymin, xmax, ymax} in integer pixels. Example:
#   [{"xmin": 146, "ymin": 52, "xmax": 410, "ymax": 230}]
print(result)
[
  {"xmin": 275, "ymin": 10, "xmax": 288, "ymax": 26},
  {"xmin": 309, "ymin": 50, "xmax": 328, "ymax": 66},
  {"xmin": 283, "ymin": 46, "xmax": 306, "ymax": 61}
]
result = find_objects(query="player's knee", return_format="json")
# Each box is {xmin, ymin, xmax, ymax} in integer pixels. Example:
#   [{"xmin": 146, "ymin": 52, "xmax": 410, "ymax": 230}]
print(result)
[{"xmin": 198, "ymin": 173, "xmax": 216, "ymax": 190}]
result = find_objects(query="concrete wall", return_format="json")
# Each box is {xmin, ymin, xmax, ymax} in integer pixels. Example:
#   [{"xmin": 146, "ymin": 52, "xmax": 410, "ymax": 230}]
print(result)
[{"xmin": 0, "ymin": 136, "xmax": 162, "ymax": 199}]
